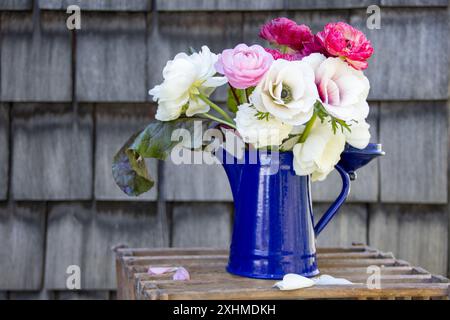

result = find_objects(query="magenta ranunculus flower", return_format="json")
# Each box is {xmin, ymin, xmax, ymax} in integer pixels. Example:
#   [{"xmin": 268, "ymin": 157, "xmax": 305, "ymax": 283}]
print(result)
[
  {"xmin": 264, "ymin": 48, "xmax": 302, "ymax": 61},
  {"xmin": 317, "ymin": 22, "xmax": 374, "ymax": 70},
  {"xmin": 215, "ymin": 44, "xmax": 273, "ymax": 89},
  {"xmin": 259, "ymin": 17, "xmax": 313, "ymax": 52}
]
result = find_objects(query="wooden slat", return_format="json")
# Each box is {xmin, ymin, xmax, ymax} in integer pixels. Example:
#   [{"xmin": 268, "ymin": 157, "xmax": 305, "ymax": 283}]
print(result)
[
  {"xmin": 8, "ymin": 290, "xmax": 54, "ymax": 300},
  {"xmin": 156, "ymin": 0, "xmax": 284, "ymax": 11},
  {"xmin": 40, "ymin": 0, "xmax": 151, "ymax": 11},
  {"xmin": 45, "ymin": 202, "xmax": 165, "ymax": 290},
  {"xmin": 94, "ymin": 104, "xmax": 158, "ymax": 201},
  {"xmin": 312, "ymin": 104, "xmax": 379, "ymax": 202},
  {"xmin": 163, "ymin": 151, "xmax": 233, "ymax": 201},
  {"xmin": 171, "ymin": 203, "xmax": 232, "ymax": 247},
  {"xmin": 380, "ymin": 0, "xmax": 448, "ymax": 6},
  {"xmin": 285, "ymin": 0, "xmax": 377, "ymax": 9},
  {"xmin": 0, "ymin": 292, "xmax": 7, "ymax": 300},
  {"xmin": 379, "ymin": 102, "xmax": 447, "ymax": 203},
  {"xmin": 144, "ymin": 283, "xmax": 450, "ymax": 300},
  {"xmin": 76, "ymin": 12, "xmax": 147, "ymax": 102},
  {"xmin": 350, "ymin": 8, "xmax": 448, "ymax": 100},
  {"xmin": 0, "ymin": 104, "xmax": 9, "ymax": 200},
  {"xmin": 0, "ymin": 0, "xmax": 32, "ymax": 10},
  {"xmin": 0, "ymin": 12, "xmax": 72, "ymax": 101},
  {"xmin": 369, "ymin": 204, "xmax": 448, "ymax": 275},
  {"xmin": 11, "ymin": 104, "xmax": 93, "ymax": 200},
  {"xmin": 55, "ymin": 290, "xmax": 110, "ymax": 300},
  {"xmin": 0, "ymin": 203, "xmax": 46, "ymax": 290},
  {"xmin": 314, "ymin": 204, "xmax": 368, "ymax": 247}
]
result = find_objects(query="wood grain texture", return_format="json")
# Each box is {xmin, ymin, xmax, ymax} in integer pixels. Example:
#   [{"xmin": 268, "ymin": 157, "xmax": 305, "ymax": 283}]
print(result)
[
  {"xmin": 95, "ymin": 104, "xmax": 158, "ymax": 201},
  {"xmin": 156, "ymin": 0, "xmax": 283, "ymax": 11},
  {"xmin": 286, "ymin": 10, "xmax": 350, "ymax": 33},
  {"xmin": 379, "ymin": 101, "xmax": 447, "ymax": 203},
  {"xmin": 11, "ymin": 104, "xmax": 93, "ymax": 200},
  {"xmin": 0, "ymin": 0, "xmax": 32, "ymax": 10},
  {"xmin": 55, "ymin": 290, "xmax": 110, "ymax": 300},
  {"xmin": 0, "ymin": 202, "xmax": 46, "ymax": 290},
  {"xmin": 286, "ymin": 0, "xmax": 378, "ymax": 9},
  {"xmin": 45, "ymin": 202, "xmax": 164, "ymax": 290},
  {"xmin": 0, "ymin": 104, "xmax": 9, "ymax": 200},
  {"xmin": 171, "ymin": 202, "xmax": 232, "ymax": 248},
  {"xmin": 163, "ymin": 150, "xmax": 232, "ymax": 201},
  {"xmin": 8, "ymin": 291, "xmax": 54, "ymax": 300},
  {"xmin": 40, "ymin": 0, "xmax": 151, "ymax": 11},
  {"xmin": 0, "ymin": 12, "xmax": 72, "ymax": 101},
  {"xmin": 314, "ymin": 203, "xmax": 368, "ymax": 247},
  {"xmin": 149, "ymin": 12, "xmax": 243, "ymax": 102},
  {"xmin": 369, "ymin": 204, "xmax": 448, "ymax": 275},
  {"xmin": 380, "ymin": 0, "xmax": 448, "ymax": 6},
  {"xmin": 350, "ymin": 8, "xmax": 448, "ymax": 100},
  {"xmin": 76, "ymin": 12, "xmax": 147, "ymax": 102},
  {"xmin": 312, "ymin": 104, "xmax": 379, "ymax": 202}
]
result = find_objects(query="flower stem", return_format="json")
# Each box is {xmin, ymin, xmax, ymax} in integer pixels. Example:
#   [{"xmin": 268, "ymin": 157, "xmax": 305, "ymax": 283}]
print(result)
[
  {"xmin": 198, "ymin": 93, "xmax": 234, "ymax": 123},
  {"xmin": 244, "ymin": 88, "xmax": 250, "ymax": 103},
  {"xmin": 229, "ymin": 84, "xmax": 241, "ymax": 106},
  {"xmin": 201, "ymin": 113, "xmax": 237, "ymax": 129},
  {"xmin": 298, "ymin": 113, "xmax": 317, "ymax": 143}
]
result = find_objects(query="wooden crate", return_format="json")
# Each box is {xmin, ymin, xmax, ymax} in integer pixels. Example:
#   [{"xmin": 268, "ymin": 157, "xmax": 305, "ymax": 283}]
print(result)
[{"xmin": 114, "ymin": 244, "xmax": 450, "ymax": 300}]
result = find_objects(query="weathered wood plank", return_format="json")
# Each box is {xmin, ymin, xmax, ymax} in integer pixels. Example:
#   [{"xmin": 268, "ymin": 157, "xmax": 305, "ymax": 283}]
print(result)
[
  {"xmin": 314, "ymin": 204, "xmax": 368, "ymax": 247},
  {"xmin": 0, "ymin": 12, "xmax": 72, "ymax": 101},
  {"xmin": 0, "ymin": 292, "xmax": 7, "ymax": 300},
  {"xmin": 379, "ymin": 101, "xmax": 447, "ymax": 203},
  {"xmin": 8, "ymin": 291, "xmax": 54, "ymax": 300},
  {"xmin": 163, "ymin": 150, "xmax": 232, "ymax": 201},
  {"xmin": 171, "ymin": 203, "xmax": 232, "ymax": 248},
  {"xmin": 11, "ymin": 104, "xmax": 93, "ymax": 200},
  {"xmin": 149, "ymin": 12, "xmax": 243, "ymax": 102},
  {"xmin": 369, "ymin": 204, "xmax": 448, "ymax": 275},
  {"xmin": 156, "ymin": 0, "xmax": 284, "ymax": 11},
  {"xmin": 76, "ymin": 12, "xmax": 147, "ymax": 102},
  {"xmin": 312, "ymin": 104, "xmax": 379, "ymax": 202},
  {"xmin": 286, "ymin": 10, "xmax": 350, "ymax": 33},
  {"xmin": 55, "ymin": 290, "xmax": 110, "ymax": 300},
  {"xmin": 0, "ymin": 104, "xmax": 9, "ymax": 200},
  {"xmin": 40, "ymin": 0, "xmax": 151, "ymax": 11},
  {"xmin": 0, "ymin": 202, "xmax": 46, "ymax": 290},
  {"xmin": 350, "ymin": 8, "xmax": 448, "ymax": 100},
  {"xmin": 380, "ymin": 0, "xmax": 448, "ymax": 6},
  {"xmin": 286, "ymin": 0, "xmax": 379, "ymax": 9},
  {"xmin": 45, "ymin": 202, "xmax": 164, "ymax": 290},
  {"xmin": 95, "ymin": 104, "xmax": 158, "ymax": 201},
  {"xmin": 0, "ymin": 0, "xmax": 32, "ymax": 10}
]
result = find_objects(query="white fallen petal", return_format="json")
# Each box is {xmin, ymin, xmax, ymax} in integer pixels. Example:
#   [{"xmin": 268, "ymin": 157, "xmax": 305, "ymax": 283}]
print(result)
[
  {"xmin": 273, "ymin": 273, "xmax": 315, "ymax": 291},
  {"xmin": 313, "ymin": 274, "xmax": 353, "ymax": 285}
]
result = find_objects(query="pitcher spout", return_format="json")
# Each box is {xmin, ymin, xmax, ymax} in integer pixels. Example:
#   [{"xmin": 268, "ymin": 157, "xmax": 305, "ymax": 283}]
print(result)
[{"xmin": 338, "ymin": 143, "xmax": 385, "ymax": 180}]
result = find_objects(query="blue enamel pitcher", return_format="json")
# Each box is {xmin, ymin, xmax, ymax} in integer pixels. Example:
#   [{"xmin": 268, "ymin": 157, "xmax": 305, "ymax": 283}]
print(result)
[{"xmin": 218, "ymin": 143, "xmax": 384, "ymax": 279}]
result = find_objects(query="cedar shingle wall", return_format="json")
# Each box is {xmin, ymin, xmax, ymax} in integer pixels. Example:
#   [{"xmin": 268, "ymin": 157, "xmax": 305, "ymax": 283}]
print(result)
[{"xmin": 0, "ymin": 0, "xmax": 448, "ymax": 299}]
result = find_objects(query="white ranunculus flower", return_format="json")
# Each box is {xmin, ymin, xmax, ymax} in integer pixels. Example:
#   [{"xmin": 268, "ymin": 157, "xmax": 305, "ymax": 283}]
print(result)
[
  {"xmin": 345, "ymin": 119, "xmax": 371, "ymax": 149},
  {"xmin": 293, "ymin": 120, "xmax": 345, "ymax": 181},
  {"xmin": 149, "ymin": 46, "xmax": 228, "ymax": 121},
  {"xmin": 303, "ymin": 53, "xmax": 370, "ymax": 122},
  {"xmin": 234, "ymin": 103, "xmax": 292, "ymax": 148},
  {"xmin": 249, "ymin": 59, "xmax": 318, "ymax": 126}
]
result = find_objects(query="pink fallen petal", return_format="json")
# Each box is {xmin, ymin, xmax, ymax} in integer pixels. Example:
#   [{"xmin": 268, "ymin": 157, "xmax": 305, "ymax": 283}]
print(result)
[
  {"xmin": 147, "ymin": 266, "xmax": 176, "ymax": 275},
  {"xmin": 173, "ymin": 267, "xmax": 190, "ymax": 281}
]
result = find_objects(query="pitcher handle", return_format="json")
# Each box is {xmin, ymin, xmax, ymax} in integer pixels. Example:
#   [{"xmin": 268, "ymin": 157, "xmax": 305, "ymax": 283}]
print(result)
[{"xmin": 314, "ymin": 164, "xmax": 351, "ymax": 236}]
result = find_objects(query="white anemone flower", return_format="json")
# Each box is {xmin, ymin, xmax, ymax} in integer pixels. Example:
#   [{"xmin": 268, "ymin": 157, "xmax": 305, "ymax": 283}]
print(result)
[{"xmin": 149, "ymin": 46, "xmax": 228, "ymax": 121}]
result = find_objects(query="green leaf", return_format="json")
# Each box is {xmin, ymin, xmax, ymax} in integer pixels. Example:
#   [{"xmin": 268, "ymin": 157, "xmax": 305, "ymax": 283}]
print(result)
[{"xmin": 112, "ymin": 117, "xmax": 212, "ymax": 196}]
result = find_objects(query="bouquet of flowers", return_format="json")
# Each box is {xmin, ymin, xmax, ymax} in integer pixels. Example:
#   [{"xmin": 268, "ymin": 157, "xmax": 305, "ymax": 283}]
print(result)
[{"xmin": 113, "ymin": 18, "xmax": 374, "ymax": 196}]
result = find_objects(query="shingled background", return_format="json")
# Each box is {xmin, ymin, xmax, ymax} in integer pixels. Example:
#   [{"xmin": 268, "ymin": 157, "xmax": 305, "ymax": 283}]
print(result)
[{"xmin": 0, "ymin": 0, "xmax": 448, "ymax": 300}]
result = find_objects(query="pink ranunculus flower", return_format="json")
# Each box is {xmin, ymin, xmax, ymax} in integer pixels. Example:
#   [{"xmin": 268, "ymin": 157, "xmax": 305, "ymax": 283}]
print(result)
[
  {"xmin": 215, "ymin": 44, "xmax": 273, "ymax": 89},
  {"xmin": 300, "ymin": 35, "xmax": 329, "ymax": 57},
  {"xmin": 316, "ymin": 22, "xmax": 374, "ymax": 70},
  {"xmin": 259, "ymin": 17, "xmax": 313, "ymax": 52},
  {"xmin": 264, "ymin": 48, "xmax": 303, "ymax": 61}
]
